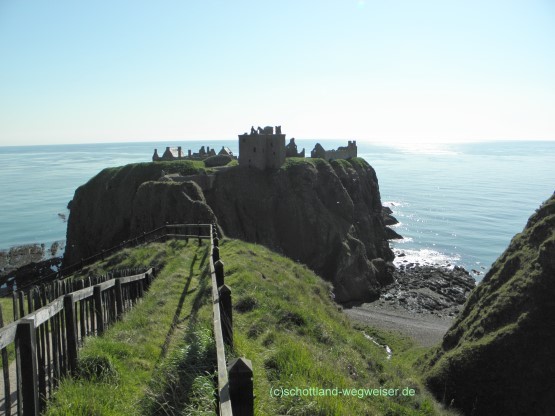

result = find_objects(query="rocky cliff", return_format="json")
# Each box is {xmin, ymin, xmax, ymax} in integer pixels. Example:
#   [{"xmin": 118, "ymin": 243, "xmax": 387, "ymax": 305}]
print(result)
[
  {"xmin": 424, "ymin": 192, "xmax": 555, "ymax": 416},
  {"xmin": 205, "ymin": 158, "xmax": 393, "ymax": 302},
  {"xmin": 64, "ymin": 161, "xmax": 217, "ymax": 266},
  {"xmin": 65, "ymin": 158, "xmax": 393, "ymax": 302}
]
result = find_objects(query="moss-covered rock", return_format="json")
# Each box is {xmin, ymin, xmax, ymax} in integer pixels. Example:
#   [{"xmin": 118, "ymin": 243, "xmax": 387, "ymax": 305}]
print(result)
[{"xmin": 424, "ymin": 192, "xmax": 555, "ymax": 416}]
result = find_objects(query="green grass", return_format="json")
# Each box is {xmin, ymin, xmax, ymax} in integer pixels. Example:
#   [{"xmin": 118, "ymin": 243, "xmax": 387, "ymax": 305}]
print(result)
[
  {"xmin": 281, "ymin": 157, "xmax": 328, "ymax": 171},
  {"xmin": 0, "ymin": 296, "xmax": 14, "ymax": 326},
  {"xmin": 220, "ymin": 239, "xmax": 458, "ymax": 416},
  {"xmin": 44, "ymin": 236, "xmax": 459, "ymax": 415},
  {"xmin": 46, "ymin": 240, "xmax": 215, "ymax": 415},
  {"xmin": 0, "ymin": 296, "xmax": 16, "ymax": 364}
]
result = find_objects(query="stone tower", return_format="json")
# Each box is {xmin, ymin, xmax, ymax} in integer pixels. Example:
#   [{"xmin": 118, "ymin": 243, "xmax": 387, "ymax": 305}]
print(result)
[{"xmin": 238, "ymin": 126, "xmax": 286, "ymax": 169}]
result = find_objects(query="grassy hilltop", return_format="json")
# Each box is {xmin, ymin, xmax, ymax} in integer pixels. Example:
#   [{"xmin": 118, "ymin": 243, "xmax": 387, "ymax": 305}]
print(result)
[
  {"xmin": 423, "ymin": 193, "xmax": 555, "ymax": 415},
  {"xmin": 45, "ymin": 238, "xmax": 457, "ymax": 415}
]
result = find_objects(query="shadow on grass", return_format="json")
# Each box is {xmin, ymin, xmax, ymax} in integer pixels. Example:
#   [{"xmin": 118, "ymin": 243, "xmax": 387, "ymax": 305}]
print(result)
[
  {"xmin": 158, "ymin": 253, "xmax": 198, "ymax": 360},
  {"xmin": 142, "ymin": 265, "xmax": 216, "ymax": 415}
]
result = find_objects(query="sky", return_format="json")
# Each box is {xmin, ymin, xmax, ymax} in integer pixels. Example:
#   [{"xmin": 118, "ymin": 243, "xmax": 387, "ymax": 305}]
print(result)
[{"xmin": 1, "ymin": 0, "xmax": 554, "ymax": 146}]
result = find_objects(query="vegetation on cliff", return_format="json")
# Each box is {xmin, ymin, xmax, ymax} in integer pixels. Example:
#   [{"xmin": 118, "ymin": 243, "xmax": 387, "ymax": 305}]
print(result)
[{"xmin": 424, "ymin": 193, "xmax": 555, "ymax": 415}]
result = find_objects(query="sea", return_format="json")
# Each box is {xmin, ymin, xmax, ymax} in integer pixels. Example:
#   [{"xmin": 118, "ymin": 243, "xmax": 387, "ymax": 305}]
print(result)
[{"xmin": 0, "ymin": 140, "xmax": 553, "ymax": 282}]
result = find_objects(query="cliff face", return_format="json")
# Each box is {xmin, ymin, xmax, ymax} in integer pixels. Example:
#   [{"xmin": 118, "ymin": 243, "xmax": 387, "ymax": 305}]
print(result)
[
  {"xmin": 64, "ymin": 161, "xmax": 217, "ymax": 265},
  {"xmin": 425, "ymin": 193, "xmax": 555, "ymax": 416},
  {"xmin": 205, "ymin": 158, "xmax": 393, "ymax": 302},
  {"xmin": 65, "ymin": 158, "xmax": 393, "ymax": 302}
]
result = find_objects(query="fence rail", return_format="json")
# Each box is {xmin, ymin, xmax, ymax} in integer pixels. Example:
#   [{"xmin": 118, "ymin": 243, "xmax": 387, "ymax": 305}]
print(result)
[
  {"xmin": 0, "ymin": 267, "xmax": 156, "ymax": 415},
  {"xmin": 208, "ymin": 226, "xmax": 254, "ymax": 416},
  {"xmin": 19, "ymin": 224, "xmax": 213, "ymax": 291},
  {"xmin": 2, "ymin": 223, "xmax": 254, "ymax": 415}
]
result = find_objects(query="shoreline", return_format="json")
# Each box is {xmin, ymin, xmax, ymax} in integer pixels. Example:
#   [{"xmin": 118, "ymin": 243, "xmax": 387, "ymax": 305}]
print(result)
[{"xmin": 343, "ymin": 262, "xmax": 476, "ymax": 347}]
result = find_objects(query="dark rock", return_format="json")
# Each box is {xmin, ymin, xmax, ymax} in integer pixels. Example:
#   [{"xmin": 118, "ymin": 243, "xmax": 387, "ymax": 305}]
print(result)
[
  {"xmin": 425, "ymin": 193, "xmax": 555, "ymax": 416},
  {"xmin": 383, "ymin": 213, "xmax": 399, "ymax": 226},
  {"xmin": 378, "ymin": 264, "xmax": 476, "ymax": 315},
  {"xmin": 64, "ymin": 162, "xmax": 218, "ymax": 266},
  {"xmin": 1, "ymin": 256, "xmax": 63, "ymax": 291},
  {"xmin": 385, "ymin": 227, "xmax": 403, "ymax": 240},
  {"xmin": 1, "ymin": 243, "xmax": 46, "ymax": 278}
]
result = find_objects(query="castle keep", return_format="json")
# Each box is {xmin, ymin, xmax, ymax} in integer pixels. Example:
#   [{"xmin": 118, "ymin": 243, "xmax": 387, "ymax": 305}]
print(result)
[{"xmin": 238, "ymin": 126, "xmax": 286, "ymax": 170}]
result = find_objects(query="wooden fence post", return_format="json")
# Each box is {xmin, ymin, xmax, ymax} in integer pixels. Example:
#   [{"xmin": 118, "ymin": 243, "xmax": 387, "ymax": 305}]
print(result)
[
  {"xmin": 138, "ymin": 278, "xmax": 144, "ymax": 298},
  {"xmin": 219, "ymin": 285, "xmax": 233, "ymax": 347},
  {"xmin": 18, "ymin": 291, "xmax": 25, "ymax": 319},
  {"xmin": 228, "ymin": 357, "xmax": 254, "ymax": 416},
  {"xmin": 215, "ymin": 260, "xmax": 225, "ymax": 287},
  {"xmin": 0, "ymin": 305, "xmax": 11, "ymax": 412},
  {"xmin": 13, "ymin": 291, "xmax": 19, "ymax": 321},
  {"xmin": 93, "ymin": 285, "xmax": 104, "ymax": 334},
  {"xmin": 64, "ymin": 294, "xmax": 78, "ymax": 375},
  {"xmin": 212, "ymin": 246, "xmax": 220, "ymax": 263},
  {"xmin": 213, "ymin": 237, "xmax": 219, "ymax": 247},
  {"xmin": 16, "ymin": 318, "xmax": 39, "ymax": 416},
  {"xmin": 115, "ymin": 278, "xmax": 124, "ymax": 319},
  {"xmin": 27, "ymin": 288, "xmax": 34, "ymax": 315}
]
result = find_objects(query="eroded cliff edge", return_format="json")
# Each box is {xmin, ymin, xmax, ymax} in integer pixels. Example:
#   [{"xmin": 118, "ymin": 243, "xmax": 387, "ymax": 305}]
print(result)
[
  {"xmin": 64, "ymin": 158, "xmax": 393, "ymax": 302},
  {"xmin": 424, "ymin": 192, "xmax": 555, "ymax": 416}
]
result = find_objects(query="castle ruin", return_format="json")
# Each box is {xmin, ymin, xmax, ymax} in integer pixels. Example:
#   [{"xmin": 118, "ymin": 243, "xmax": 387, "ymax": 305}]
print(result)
[
  {"xmin": 238, "ymin": 126, "xmax": 286, "ymax": 169},
  {"xmin": 311, "ymin": 141, "xmax": 357, "ymax": 161},
  {"xmin": 285, "ymin": 138, "xmax": 305, "ymax": 158},
  {"xmin": 152, "ymin": 145, "xmax": 235, "ymax": 162}
]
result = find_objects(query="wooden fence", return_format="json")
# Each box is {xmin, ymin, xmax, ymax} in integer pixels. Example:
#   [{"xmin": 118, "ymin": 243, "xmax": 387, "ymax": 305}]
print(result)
[
  {"xmin": 19, "ymin": 224, "xmax": 212, "ymax": 291},
  {"xmin": 1, "ymin": 223, "xmax": 253, "ymax": 415},
  {"xmin": 0, "ymin": 268, "xmax": 156, "ymax": 415},
  {"xmin": 208, "ymin": 226, "xmax": 254, "ymax": 416}
]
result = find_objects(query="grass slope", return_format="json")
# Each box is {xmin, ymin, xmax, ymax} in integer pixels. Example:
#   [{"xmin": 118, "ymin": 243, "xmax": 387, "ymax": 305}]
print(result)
[
  {"xmin": 422, "ymin": 194, "xmax": 555, "ymax": 415},
  {"xmin": 45, "ymin": 237, "xmax": 457, "ymax": 415},
  {"xmin": 46, "ymin": 240, "xmax": 215, "ymax": 415},
  {"xmin": 220, "ymin": 239, "xmax": 456, "ymax": 416}
]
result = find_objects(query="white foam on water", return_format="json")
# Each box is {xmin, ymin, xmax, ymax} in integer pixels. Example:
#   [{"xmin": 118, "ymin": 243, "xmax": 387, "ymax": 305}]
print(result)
[
  {"xmin": 393, "ymin": 248, "xmax": 460, "ymax": 269},
  {"xmin": 393, "ymin": 237, "xmax": 413, "ymax": 244},
  {"xmin": 383, "ymin": 201, "xmax": 405, "ymax": 208}
]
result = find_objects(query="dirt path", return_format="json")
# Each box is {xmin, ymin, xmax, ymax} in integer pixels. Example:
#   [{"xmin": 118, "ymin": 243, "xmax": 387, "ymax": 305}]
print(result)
[
  {"xmin": 343, "ymin": 302, "xmax": 453, "ymax": 347},
  {"xmin": 0, "ymin": 360, "xmax": 18, "ymax": 414}
]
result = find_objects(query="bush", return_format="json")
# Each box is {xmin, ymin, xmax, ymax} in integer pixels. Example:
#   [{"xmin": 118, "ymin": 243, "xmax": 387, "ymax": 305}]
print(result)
[{"xmin": 204, "ymin": 154, "xmax": 232, "ymax": 167}]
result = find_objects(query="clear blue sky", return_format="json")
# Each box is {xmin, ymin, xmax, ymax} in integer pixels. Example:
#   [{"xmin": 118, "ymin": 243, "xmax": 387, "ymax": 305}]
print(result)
[{"xmin": 1, "ymin": 0, "xmax": 554, "ymax": 145}]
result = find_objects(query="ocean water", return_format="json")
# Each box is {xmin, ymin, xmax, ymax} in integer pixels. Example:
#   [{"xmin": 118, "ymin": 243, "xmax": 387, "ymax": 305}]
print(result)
[{"xmin": 0, "ymin": 140, "xmax": 553, "ymax": 281}]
